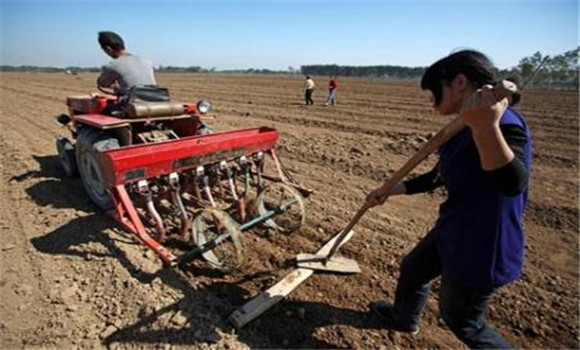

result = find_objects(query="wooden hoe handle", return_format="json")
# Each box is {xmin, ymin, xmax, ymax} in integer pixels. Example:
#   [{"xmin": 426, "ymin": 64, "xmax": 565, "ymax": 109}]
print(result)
[{"xmin": 325, "ymin": 80, "xmax": 517, "ymax": 261}]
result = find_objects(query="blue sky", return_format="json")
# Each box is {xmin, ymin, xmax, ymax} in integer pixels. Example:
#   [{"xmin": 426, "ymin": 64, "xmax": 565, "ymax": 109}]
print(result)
[{"xmin": 1, "ymin": 1, "xmax": 578, "ymax": 70}]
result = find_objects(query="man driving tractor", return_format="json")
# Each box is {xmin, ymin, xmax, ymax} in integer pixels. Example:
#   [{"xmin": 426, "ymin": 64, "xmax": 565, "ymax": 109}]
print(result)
[{"xmin": 97, "ymin": 31, "xmax": 156, "ymax": 96}]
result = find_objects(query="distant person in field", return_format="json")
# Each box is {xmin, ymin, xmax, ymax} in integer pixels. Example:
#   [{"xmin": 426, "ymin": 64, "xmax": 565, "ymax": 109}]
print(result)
[
  {"xmin": 304, "ymin": 75, "xmax": 316, "ymax": 105},
  {"xmin": 325, "ymin": 76, "xmax": 338, "ymax": 106},
  {"xmin": 366, "ymin": 50, "xmax": 530, "ymax": 349},
  {"xmin": 97, "ymin": 31, "xmax": 156, "ymax": 96}
]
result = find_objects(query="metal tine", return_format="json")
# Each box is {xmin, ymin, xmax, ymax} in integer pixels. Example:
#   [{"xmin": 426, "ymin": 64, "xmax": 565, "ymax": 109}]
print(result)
[
  {"xmin": 191, "ymin": 166, "xmax": 203, "ymax": 202},
  {"xmin": 168, "ymin": 172, "xmax": 191, "ymax": 240},
  {"xmin": 220, "ymin": 160, "xmax": 239, "ymax": 201},
  {"xmin": 254, "ymin": 151, "xmax": 265, "ymax": 190},
  {"xmin": 197, "ymin": 165, "xmax": 216, "ymax": 207},
  {"xmin": 243, "ymin": 155, "xmax": 258, "ymax": 188},
  {"xmin": 232, "ymin": 156, "xmax": 249, "ymax": 222},
  {"xmin": 137, "ymin": 179, "xmax": 167, "ymax": 242},
  {"xmin": 214, "ymin": 162, "xmax": 225, "ymax": 195},
  {"xmin": 238, "ymin": 156, "xmax": 250, "ymax": 196}
]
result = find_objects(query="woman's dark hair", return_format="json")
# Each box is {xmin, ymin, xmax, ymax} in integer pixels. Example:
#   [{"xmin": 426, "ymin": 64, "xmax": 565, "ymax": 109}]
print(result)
[
  {"xmin": 421, "ymin": 50, "xmax": 497, "ymax": 106},
  {"xmin": 98, "ymin": 31, "xmax": 125, "ymax": 50}
]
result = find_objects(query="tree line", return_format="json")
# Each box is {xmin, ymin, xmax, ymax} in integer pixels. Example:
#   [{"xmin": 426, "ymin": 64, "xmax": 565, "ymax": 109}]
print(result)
[
  {"xmin": 1, "ymin": 47, "xmax": 577, "ymax": 90},
  {"xmin": 0, "ymin": 65, "xmax": 101, "ymax": 73},
  {"xmin": 300, "ymin": 64, "xmax": 425, "ymax": 80},
  {"xmin": 497, "ymin": 48, "xmax": 578, "ymax": 90},
  {"xmin": 300, "ymin": 48, "xmax": 579, "ymax": 90}
]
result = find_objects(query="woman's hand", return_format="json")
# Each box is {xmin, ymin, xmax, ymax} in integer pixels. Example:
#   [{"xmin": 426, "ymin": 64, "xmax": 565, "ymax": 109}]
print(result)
[
  {"xmin": 460, "ymin": 84, "xmax": 515, "ymax": 171},
  {"xmin": 364, "ymin": 182, "xmax": 406, "ymax": 208},
  {"xmin": 365, "ymin": 187, "xmax": 389, "ymax": 208},
  {"xmin": 460, "ymin": 84, "xmax": 509, "ymax": 132}
]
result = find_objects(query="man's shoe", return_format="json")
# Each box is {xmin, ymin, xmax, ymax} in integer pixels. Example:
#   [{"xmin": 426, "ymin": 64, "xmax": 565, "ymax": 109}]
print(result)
[{"xmin": 369, "ymin": 300, "xmax": 420, "ymax": 335}]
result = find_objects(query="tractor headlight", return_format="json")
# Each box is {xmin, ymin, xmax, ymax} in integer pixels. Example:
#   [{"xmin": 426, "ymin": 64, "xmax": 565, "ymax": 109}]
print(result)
[{"xmin": 197, "ymin": 100, "xmax": 211, "ymax": 115}]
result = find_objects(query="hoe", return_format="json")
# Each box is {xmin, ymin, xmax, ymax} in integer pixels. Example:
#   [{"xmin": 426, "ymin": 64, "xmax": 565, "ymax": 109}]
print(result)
[{"xmin": 56, "ymin": 86, "xmax": 310, "ymax": 270}]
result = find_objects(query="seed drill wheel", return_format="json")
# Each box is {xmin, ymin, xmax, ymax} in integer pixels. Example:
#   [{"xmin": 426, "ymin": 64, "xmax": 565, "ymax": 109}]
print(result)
[
  {"xmin": 191, "ymin": 209, "xmax": 244, "ymax": 270},
  {"xmin": 256, "ymin": 182, "xmax": 306, "ymax": 233},
  {"xmin": 56, "ymin": 137, "xmax": 78, "ymax": 178},
  {"xmin": 75, "ymin": 127, "xmax": 119, "ymax": 211}
]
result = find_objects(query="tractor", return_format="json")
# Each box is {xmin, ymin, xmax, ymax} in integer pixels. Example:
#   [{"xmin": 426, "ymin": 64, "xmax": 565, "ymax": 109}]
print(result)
[{"xmin": 55, "ymin": 85, "xmax": 309, "ymax": 269}]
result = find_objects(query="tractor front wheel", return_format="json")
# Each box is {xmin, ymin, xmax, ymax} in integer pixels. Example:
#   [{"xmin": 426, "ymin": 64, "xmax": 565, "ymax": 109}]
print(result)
[
  {"xmin": 75, "ymin": 127, "xmax": 119, "ymax": 211},
  {"xmin": 56, "ymin": 137, "xmax": 78, "ymax": 178}
]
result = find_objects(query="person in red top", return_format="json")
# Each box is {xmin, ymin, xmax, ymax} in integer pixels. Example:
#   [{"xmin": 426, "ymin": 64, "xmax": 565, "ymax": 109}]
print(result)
[{"xmin": 325, "ymin": 76, "xmax": 338, "ymax": 106}]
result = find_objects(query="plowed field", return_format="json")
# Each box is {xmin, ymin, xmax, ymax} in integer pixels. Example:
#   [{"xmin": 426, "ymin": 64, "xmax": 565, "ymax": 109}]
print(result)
[{"xmin": 1, "ymin": 73, "xmax": 578, "ymax": 349}]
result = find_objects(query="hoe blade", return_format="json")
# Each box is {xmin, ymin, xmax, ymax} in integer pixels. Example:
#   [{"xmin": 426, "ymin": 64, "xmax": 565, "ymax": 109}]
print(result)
[{"xmin": 295, "ymin": 253, "xmax": 361, "ymax": 274}]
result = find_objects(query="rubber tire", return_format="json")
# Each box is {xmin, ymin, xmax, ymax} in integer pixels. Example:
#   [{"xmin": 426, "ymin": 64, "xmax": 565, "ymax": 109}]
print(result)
[
  {"xmin": 56, "ymin": 137, "xmax": 79, "ymax": 178},
  {"xmin": 75, "ymin": 127, "xmax": 119, "ymax": 211}
]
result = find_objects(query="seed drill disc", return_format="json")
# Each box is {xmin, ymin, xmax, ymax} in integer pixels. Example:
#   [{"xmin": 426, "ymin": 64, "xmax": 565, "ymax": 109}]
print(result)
[
  {"xmin": 191, "ymin": 208, "xmax": 244, "ymax": 270},
  {"xmin": 256, "ymin": 182, "xmax": 306, "ymax": 233}
]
